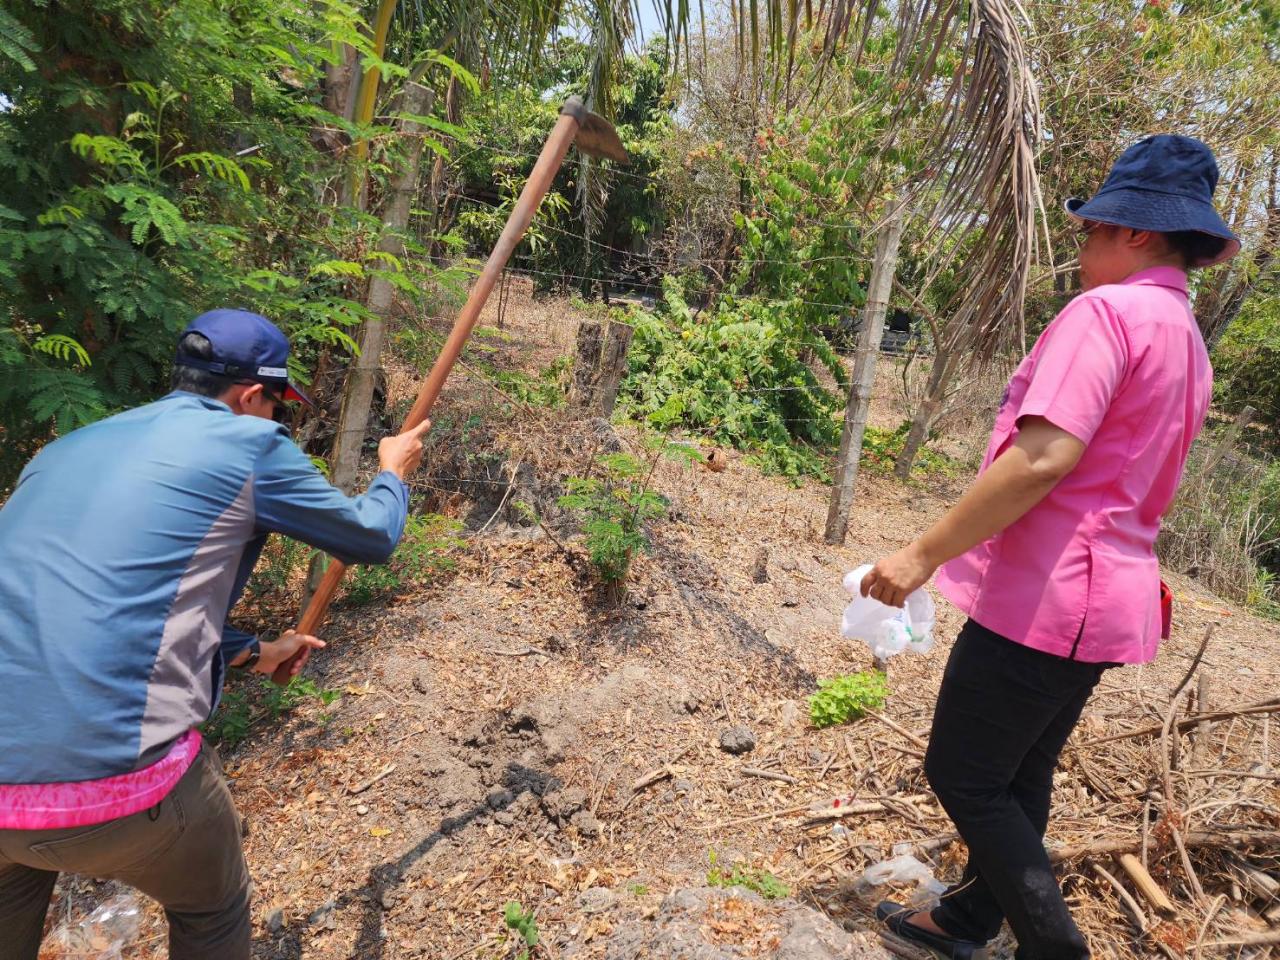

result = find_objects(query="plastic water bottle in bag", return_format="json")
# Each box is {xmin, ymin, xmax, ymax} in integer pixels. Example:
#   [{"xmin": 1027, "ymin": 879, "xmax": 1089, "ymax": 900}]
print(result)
[{"xmin": 841, "ymin": 564, "xmax": 936, "ymax": 660}]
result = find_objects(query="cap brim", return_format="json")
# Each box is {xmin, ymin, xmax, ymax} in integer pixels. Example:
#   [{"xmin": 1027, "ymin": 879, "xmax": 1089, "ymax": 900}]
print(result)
[
  {"xmin": 284, "ymin": 383, "xmax": 315, "ymax": 408},
  {"xmin": 1064, "ymin": 197, "xmax": 1087, "ymax": 223}
]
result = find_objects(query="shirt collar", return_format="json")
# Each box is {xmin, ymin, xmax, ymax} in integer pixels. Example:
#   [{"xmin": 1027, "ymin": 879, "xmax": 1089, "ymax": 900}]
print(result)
[
  {"xmin": 165, "ymin": 390, "xmax": 233, "ymax": 413},
  {"xmin": 1121, "ymin": 266, "xmax": 1188, "ymax": 296}
]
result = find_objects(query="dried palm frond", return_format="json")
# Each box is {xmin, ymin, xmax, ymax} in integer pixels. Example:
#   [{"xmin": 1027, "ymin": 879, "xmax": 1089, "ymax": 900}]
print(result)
[{"xmin": 760, "ymin": 0, "xmax": 1046, "ymax": 358}]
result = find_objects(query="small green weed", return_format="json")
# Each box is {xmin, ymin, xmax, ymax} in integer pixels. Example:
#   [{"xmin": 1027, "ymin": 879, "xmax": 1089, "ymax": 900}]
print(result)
[
  {"xmin": 202, "ymin": 686, "xmax": 253, "ymax": 748},
  {"xmin": 345, "ymin": 513, "xmax": 464, "ymax": 604},
  {"xmin": 627, "ymin": 883, "xmax": 650, "ymax": 896},
  {"xmin": 503, "ymin": 901, "xmax": 539, "ymax": 959},
  {"xmin": 263, "ymin": 676, "xmax": 341, "ymax": 720},
  {"xmin": 558, "ymin": 452, "xmax": 669, "ymax": 593},
  {"xmin": 247, "ymin": 535, "xmax": 314, "ymax": 598},
  {"xmin": 494, "ymin": 357, "xmax": 570, "ymax": 408},
  {"xmin": 808, "ymin": 671, "xmax": 888, "ymax": 729},
  {"xmin": 706, "ymin": 850, "xmax": 790, "ymax": 899},
  {"xmin": 202, "ymin": 676, "xmax": 340, "ymax": 747}
]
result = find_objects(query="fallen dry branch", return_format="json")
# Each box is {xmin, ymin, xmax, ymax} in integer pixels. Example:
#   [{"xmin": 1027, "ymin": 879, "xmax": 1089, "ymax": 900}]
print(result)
[
  {"xmin": 1116, "ymin": 854, "xmax": 1175, "ymax": 916},
  {"xmin": 346, "ymin": 762, "xmax": 396, "ymax": 795},
  {"xmin": 1073, "ymin": 698, "xmax": 1280, "ymax": 749},
  {"xmin": 1048, "ymin": 829, "xmax": 1280, "ymax": 864}
]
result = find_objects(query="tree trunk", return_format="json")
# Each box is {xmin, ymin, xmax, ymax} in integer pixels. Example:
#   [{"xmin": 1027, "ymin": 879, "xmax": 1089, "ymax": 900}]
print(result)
[
  {"xmin": 825, "ymin": 200, "xmax": 907, "ymax": 544},
  {"xmin": 428, "ymin": 74, "xmax": 464, "ymax": 257},
  {"xmin": 231, "ymin": 83, "xmax": 253, "ymax": 152},
  {"xmin": 303, "ymin": 82, "xmax": 433, "ymax": 605},
  {"xmin": 893, "ymin": 345, "xmax": 952, "ymax": 480},
  {"xmin": 324, "ymin": 44, "xmax": 359, "ymax": 123},
  {"xmin": 329, "ymin": 82, "xmax": 434, "ymax": 494}
]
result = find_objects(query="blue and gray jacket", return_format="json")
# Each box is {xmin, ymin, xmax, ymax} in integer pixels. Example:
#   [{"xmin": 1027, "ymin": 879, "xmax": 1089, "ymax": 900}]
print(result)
[{"xmin": 0, "ymin": 391, "xmax": 409, "ymax": 784}]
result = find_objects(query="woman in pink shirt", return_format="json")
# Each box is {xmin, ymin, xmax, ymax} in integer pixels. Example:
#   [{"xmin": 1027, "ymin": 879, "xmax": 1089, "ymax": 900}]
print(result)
[{"xmin": 868, "ymin": 135, "xmax": 1240, "ymax": 959}]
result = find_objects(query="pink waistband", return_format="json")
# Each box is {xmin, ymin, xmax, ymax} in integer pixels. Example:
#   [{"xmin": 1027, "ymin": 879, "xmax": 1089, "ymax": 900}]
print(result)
[{"xmin": 0, "ymin": 730, "xmax": 203, "ymax": 830}]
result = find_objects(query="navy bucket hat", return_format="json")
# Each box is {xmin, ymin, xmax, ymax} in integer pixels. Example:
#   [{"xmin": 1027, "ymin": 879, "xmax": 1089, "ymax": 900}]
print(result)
[
  {"xmin": 1065, "ymin": 134, "xmax": 1240, "ymax": 267},
  {"xmin": 175, "ymin": 309, "xmax": 314, "ymax": 407}
]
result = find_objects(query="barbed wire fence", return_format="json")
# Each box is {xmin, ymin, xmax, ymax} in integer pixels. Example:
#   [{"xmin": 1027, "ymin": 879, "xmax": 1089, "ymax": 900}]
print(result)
[{"xmin": 399, "ymin": 137, "xmax": 1280, "ymax": 610}]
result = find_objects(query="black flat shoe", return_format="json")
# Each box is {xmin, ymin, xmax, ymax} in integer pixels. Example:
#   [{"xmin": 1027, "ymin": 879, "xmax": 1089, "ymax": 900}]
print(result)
[{"xmin": 875, "ymin": 901, "xmax": 984, "ymax": 960}]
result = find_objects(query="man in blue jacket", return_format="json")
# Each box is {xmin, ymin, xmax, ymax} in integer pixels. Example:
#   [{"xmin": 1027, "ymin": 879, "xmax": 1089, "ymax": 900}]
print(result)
[{"xmin": 0, "ymin": 309, "xmax": 429, "ymax": 959}]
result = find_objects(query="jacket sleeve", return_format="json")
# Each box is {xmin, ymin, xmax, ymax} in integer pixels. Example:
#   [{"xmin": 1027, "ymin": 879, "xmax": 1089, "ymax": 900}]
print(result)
[
  {"xmin": 220, "ymin": 624, "xmax": 258, "ymax": 659},
  {"xmin": 219, "ymin": 535, "xmax": 267, "ymax": 660},
  {"xmin": 252, "ymin": 429, "xmax": 409, "ymax": 565}
]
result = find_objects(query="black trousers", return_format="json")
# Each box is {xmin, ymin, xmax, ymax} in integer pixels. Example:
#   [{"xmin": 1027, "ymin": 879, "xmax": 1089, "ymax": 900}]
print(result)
[{"xmin": 925, "ymin": 620, "xmax": 1111, "ymax": 960}]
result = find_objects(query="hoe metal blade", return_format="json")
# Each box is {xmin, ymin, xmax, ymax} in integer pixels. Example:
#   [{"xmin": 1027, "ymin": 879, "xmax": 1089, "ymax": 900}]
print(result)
[{"xmin": 560, "ymin": 96, "xmax": 630, "ymax": 165}]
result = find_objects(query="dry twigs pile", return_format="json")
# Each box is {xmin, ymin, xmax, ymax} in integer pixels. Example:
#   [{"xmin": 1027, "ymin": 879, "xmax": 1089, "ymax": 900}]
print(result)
[
  {"xmin": 799, "ymin": 626, "xmax": 1280, "ymax": 958},
  {"xmin": 1050, "ymin": 628, "xmax": 1280, "ymax": 957}
]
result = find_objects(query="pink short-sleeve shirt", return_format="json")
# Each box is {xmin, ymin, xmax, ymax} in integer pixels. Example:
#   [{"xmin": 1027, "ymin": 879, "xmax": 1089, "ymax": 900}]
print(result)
[{"xmin": 936, "ymin": 267, "xmax": 1211, "ymax": 664}]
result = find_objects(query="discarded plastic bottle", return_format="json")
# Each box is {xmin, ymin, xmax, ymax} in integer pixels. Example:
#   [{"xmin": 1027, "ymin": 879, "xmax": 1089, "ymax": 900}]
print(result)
[{"xmin": 49, "ymin": 893, "xmax": 143, "ymax": 960}]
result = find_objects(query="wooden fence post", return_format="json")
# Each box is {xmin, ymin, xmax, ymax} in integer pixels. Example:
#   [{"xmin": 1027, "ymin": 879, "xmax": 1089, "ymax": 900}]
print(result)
[
  {"xmin": 596, "ymin": 321, "xmax": 635, "ymax": 416},
  {"xmin": 571, "ymin": 321, "xmax": 604, "ymax": 406},
  {"xmin": 824, "ymin": 200, "xmax": 907, "ymax": 545}
]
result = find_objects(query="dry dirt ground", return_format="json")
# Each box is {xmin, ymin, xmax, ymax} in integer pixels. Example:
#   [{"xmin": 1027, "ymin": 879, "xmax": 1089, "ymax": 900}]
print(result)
[{"xmin": 42, "ymin": 286, "xmax": 1280, "ymax": 960}]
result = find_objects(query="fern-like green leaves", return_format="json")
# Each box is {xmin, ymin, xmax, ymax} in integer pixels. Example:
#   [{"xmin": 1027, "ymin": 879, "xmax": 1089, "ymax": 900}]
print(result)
[{"xmin": 0, "ymin": 8, "xmax": 38, "ymax": 72}]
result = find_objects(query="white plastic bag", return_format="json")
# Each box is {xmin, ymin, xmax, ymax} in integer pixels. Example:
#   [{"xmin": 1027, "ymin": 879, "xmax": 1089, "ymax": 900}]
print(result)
[
  {"xmin": 841, "ymin": 564, "xmax": 935, "ymax": 660},
  {"xmin": 860, "ymin": 854, "xmax": 947, "ymax": 906},
  {"xmin": 48, "ymin": 892, "xmax": 143, "ymax": 960}
]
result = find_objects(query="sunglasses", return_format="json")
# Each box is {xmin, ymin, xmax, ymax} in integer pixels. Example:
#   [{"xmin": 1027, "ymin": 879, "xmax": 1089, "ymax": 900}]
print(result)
[
  {"xmin": 263, "ymin": 389, "xmax": 294, "ymax": 423},
  {"xmin": 1073, "ymin": 221, "xmax": 1104, "ymax": 245},
  {"xmin": 237, "ymin": 380, "xmax": 294, "ymax": 423}
]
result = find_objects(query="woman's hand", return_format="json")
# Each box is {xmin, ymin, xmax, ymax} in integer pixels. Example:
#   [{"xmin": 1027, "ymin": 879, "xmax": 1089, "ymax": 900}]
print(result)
[
  {"xmin": 860, "ymin": 542, "xmax": 938, "ymax": 609},
  {"xmin": 255, "ymin": 629, "xmax": 326, "ymax": 677}
]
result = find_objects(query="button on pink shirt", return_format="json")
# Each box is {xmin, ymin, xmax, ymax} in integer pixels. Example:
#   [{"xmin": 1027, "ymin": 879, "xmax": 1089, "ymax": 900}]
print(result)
[{"xmin": 936, "ymin": 267, "xmax": 1211, "ymax": 664}]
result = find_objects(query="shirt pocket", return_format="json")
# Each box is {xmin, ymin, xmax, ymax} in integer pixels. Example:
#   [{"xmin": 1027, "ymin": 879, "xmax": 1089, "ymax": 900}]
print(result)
[{"xmin": 990, "ymin": 357, "xmax": 1035, "ymax": 458}]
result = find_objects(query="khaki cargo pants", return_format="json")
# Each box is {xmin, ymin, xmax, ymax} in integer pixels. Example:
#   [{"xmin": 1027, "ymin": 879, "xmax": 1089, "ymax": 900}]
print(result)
[{"xmin": 0, "ymin": 741, "xmax": 250, "ymax": 960}]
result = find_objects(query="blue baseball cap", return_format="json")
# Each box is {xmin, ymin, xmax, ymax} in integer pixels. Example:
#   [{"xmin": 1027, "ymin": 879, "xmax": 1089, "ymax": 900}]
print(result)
[
  {"xmin": 1065, "ymin": 134, "xmax": 1240, "ymax": 267},
  {"xmin": 175, "ymin": 309, "xmax": 314, "ymax": 407}
]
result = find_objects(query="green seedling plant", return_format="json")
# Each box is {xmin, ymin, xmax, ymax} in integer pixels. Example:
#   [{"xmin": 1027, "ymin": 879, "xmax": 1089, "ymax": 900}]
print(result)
[
  {"xmin": 808, "ymin": 670, "xmax": 888, "ymax": 729},
  {"xmin": 202, "ymin": 686, "xmax": 252, "ymax": 748},
  {"xmin": 557, "ymin": 442, "xmax": 700, "ymax": 599},
  {"xmin": 706, "ymin": 849, "xmax": 790, "ymax": 899},
  {"xmin": 502, "ymin": 901, "xmax": 539, "ymax": 959}
]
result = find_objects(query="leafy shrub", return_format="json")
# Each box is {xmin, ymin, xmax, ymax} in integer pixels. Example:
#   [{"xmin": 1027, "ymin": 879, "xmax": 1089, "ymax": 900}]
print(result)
[
  {"xmin": 345, "ymin": 513, "xmax": 464, "ymax": 604},
  {"xmin": 808, "ymin": 671, "xmax": 888, "ymax": 729},
  {"xmin": 1210, "ymin": 293, "xmax": 1280, "ymax": 440},
  {"xmin": 559, "ymin": 453, "xmax": 669, "ymax": 592},
  {"xmin": 0, "ymin": 2, "xmax": 468, "ymax": 492},
  {"xmin": 619, "ymin": 278, "xmax": 843, "ymax": 482},
  {"xmin": 706, "ymin": 850, "xmax": 790, "ymax": 899},
  {"xmin": 860, "ymin": 422, "xmax": 957, "ymax": 480}
]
